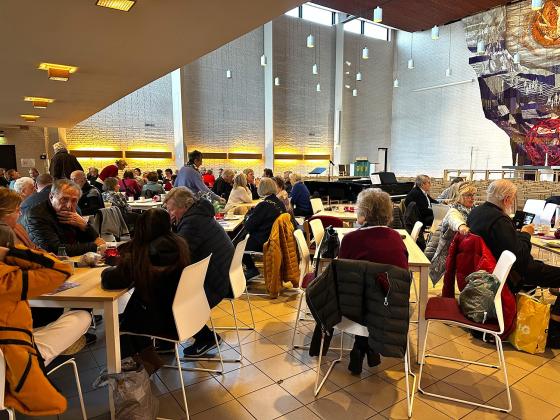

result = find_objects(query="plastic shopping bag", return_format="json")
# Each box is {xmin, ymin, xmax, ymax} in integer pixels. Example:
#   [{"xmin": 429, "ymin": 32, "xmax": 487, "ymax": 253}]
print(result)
[{"xmin": 509, "ymin": 293, "xmax": 550, "ymax": 354}]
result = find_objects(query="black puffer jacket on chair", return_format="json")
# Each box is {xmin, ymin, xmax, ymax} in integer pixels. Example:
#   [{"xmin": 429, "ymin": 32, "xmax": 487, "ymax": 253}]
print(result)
[{"xmin": 306, "ymin": 259, "xmax": 412, "ymax": 358}]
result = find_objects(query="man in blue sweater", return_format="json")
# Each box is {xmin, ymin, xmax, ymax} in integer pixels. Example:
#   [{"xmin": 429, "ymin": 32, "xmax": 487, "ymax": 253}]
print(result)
[
  {"xmin": 289, "ymin": 173, "xmax": 313, "ymax": 217},
  {"xmin": 174, "ymin": 150, "xmax": 224, "ymax": 203}
]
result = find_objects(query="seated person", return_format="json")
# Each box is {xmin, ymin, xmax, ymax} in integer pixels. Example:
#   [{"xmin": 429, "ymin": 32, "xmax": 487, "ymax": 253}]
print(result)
[
  {"xmin": 405, "ymin": 174, "xmax": 438, "ymax": 227},
  {"xmin": 262, "ymin": 168, "xmax": 274, "ymax": 178},
  {"xmin": 224, "ymin": 173, "xmax": 253, "ymax": 212},
  {"xmin": 25, "ymin": 179, "xmax": 105, "ymax": 256},
  {"xmin": 289, "ymin": 173, "xmax": 312, "ymax": 217},
  {"xmin": 102, "ymin": 177, "xmax": 139, "ymax": 229},
  {"xmin": 274, "ymin": 176, "xmax": 293, "ymax": 216},
  {"xmin": 119, "ymin": 170, "xmax": 142, "ymax": 199},
  {"xmin": 13, "ymin": 177, "xmax": 35, "ymax": 200},
  {"xmin": 243, "ymin": 168, "xmax": 260, "ymax": 200},
  {"xmin": 163, "ymin": 187, "xmax": 234, "ymax": 357},
  {"xmin": 212, "ymin": 169, "xmax": 234, "ymax": 201},
  {"xmin": 0, "ymin": 245, "xmax": 90, "ymax": 416},
  {"xmin": 467, "ymin": 179, "xmax": 560, "ymax": 346},
  {"xmin": 426, "ymin": 182, "xmax": 476, "ymax": 284},
  {"xmin": 20, "ymin": 173, "xmax": 53, "ymax": 220},
  {"xmin": 339, "ymin": 188, "xmax": 408, "ymax": 374},
  {"xmin": 141, "ymin": 171, "xmax": 165, "ymax": 198},
  {"xmin": 437, "ymin": 177, "xmax": 464, "ymax": 203},
  {"xmin": 202, "ymin": 168, "xmax": 216, "ymax": 188},
  {"xmin": 102, "ymin": 208, "xmax": 190, "ymax": 373},
  {"xmin": 242, "ymin": 178, "xmax": 287, "ymax": 279},
  {"xmin": 87, "ymin": 167, "xmax": 104, "ymax": 192},
  {"xmin": 163, "ymin": 168, "xmax": 174, "ymax": 191},
  {"xmin": 70, "ymin": 170, "xmax": 104, "ymax": 216}
]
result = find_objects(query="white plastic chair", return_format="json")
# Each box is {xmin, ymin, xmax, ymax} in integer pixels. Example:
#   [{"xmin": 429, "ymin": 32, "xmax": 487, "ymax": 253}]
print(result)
[
  {"xmin": 309, "ymin": 218, "xmax": 325, "ymax": 261},
  {"xmin": 538, "ymin": 202, "xmax": 557, "ymax": 226},
  {"xmin": 410, "ymin": 221, "xmax": 423, "ymax": 242},
  {"xmin": 310, "ymin": 198, "xmax": 324, "ymax": 214},
  {"xmin": 0, "ymin": 349, "xmax": 15, "ymax": 420},
  {"xmin": 429, "ymin": 204, "xmax": 449, "ymax": 234},
  {"xmin": 122, "ymin": 256, "xmax": 215, "ymax": 419},
  {"xmin": 418, "ymin": 250, "xmax": 516, "ymax": 413},
  {"xmin": 523, "ymin": 199, "xmax": 546, "ymax": 216},
  {"xmin": 314, "ymin": 318, "xmax": 416, "ymax": 417},
  {"xmin": 46, "ymin": 358, "xmax": 88, "ymax": 420}
]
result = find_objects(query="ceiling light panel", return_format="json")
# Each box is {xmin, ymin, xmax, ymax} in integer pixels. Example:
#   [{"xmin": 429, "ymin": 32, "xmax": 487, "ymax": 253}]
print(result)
[{"xmin": 96, "ymin": 0, "xmax": 136, "ymax": 11}]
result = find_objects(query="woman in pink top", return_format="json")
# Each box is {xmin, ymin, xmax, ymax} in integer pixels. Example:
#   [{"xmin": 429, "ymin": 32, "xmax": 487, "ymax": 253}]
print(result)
[
  {"xmin": 119, "ymin": 170, "xmax": 142, "ymax": 199},
  {"xmin": 338, "ymin": 188, "xmax": 408, "ymax": 374}
]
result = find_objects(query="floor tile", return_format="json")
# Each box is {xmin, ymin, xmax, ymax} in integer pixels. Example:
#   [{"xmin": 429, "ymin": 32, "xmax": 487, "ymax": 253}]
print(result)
[
  {"xmin": 237, "ymin": 307, "xmax": 275, "ymax": 324},
  {"xmin": 191, "ymin": 399, "xmax": 254, "ymax": 420},
  {"xmin": 380, "ymin": 397, "xmax": 451, "ymax": 420},
  {"xmin": 255, "ymin": 352, "xmax": 310, "ymax": 381},
  {"xmin": 344, "ymin": 374, "xmax": 407, "ymax": 412},
  {"xmin": 214, "ymin": 364, "xmax": 274, "ymax": 398},
  {"xmin": 267, "ymin": 329, "xmax": 310, "ymax": 351},
  {"xmin": 171, "ymin": 377, "xmax": 234, "ymax": 416},
  {"xmin": 276, "ymin": 406, "xmax": 321, "ymax": 420},
  {"xmin": 238, "ymin": 337, "xmax": 286, "ymax": 364},
  {"xmin": 512, "ymin": 372, "xmax": 560, "ymax": 407},
  {"xmin": 253, "ymin": 318, "xmax": 295, "ymax": 338},
  {"xmin": 419, "ymin": 380, "xmax": 484, "ymax": 419},
  {"xmin": 487, "ymin": 388, "xmax": 560, "ymax": 419},
  {"xmin": 279, "ymin": 369, "xmax": 339, "ymax": 405},
  {"xmin": 158, "ymin": 392, "xmax": 188, "ymax": 419},
  {"xmin": 532, "ymin": 359, "xmax": 560, "ymax": 383},
  {"xmin": 307, "ymin": 389, "xmax": 376, "ymax": 420},
  {"xmin": 237, "ymin": 383, "xmax": 303, "ymax": 419},
  {"xmin": 260, "ymin": 302, "xmax": 299, "ymax": 317},
  {"xmin": 156, "ymin": 362, "xmax": 213, "ymax": 391},
  {"xmin": 313, "ymin": 357, "xmax": 373, "ymax": 388}
]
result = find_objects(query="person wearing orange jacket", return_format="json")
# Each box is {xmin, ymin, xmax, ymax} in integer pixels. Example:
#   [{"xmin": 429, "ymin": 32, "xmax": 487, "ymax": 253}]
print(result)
[{"xmin": 0, "ymin": 246, "xmax": 74, "ymax": 416}]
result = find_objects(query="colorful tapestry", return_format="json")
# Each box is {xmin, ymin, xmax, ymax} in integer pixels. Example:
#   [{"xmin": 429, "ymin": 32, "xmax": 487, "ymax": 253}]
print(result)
[{"xmin": 463, "ymin": 0, "xmax": 560, "ymax": 165}]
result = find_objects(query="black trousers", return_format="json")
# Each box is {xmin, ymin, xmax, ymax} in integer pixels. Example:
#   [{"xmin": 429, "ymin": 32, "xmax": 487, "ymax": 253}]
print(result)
[{"xmin": 522, "ymin": 260, "xmax": 560, "ymax": 289}]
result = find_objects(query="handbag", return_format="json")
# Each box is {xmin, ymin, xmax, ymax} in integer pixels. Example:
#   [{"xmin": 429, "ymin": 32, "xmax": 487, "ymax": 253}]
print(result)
[
  {"xmin": 458, "ymin": 270, "xmax": 500, "ymax": 323},
  {"xmin": 509, "ymin": 293, "xmax": 550, "ymax": 354},
  {"xmin": 317, "ymin": 226, "xmax": 340, "ymax": 259}
]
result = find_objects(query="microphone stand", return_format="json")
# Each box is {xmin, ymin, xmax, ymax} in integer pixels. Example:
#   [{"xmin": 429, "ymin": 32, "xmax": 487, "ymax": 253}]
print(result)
[{"xmin": 327, "ymin": 160, "xmax": 335, "ymax": 208}]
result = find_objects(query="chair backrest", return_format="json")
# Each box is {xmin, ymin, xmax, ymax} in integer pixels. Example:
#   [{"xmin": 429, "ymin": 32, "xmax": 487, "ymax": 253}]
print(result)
[
  {"xmin": 293, "ymin": 229, "xmax": 312, "ymax": 287},
  {"xmin": 310, "ymin": 198, "xmax": 324, "ymax": 214},
  {"xmin": 538, "ymin": 202, "xmax": 557, "ymax": 226},
  {"xmin": 310, "ymin": 215, "xmax": 344, "ymax": 228},
  {"xmin": 309, "ymin": 219, "xmax": 325, "ymax": 248},
  {"xmin": 432, "ymin": 204, "xmax": 449, "ymax": 222},
  {"xmin": 492, "ymin": 250, "xmax": 516, "ymax": 334},
  {"xmin": 523, "ymin": 199, "xmax": 546, "ymax": 215},
  {"xmin": 410, "ymin": 221, "xmax": 423, "ymax": 242},
  {"xmin": 0, "ymin": 349, "xmax": 6, "ymax": 411},
  {"xmin": 229, "ymin": 235, "xmax": 249, "ymax": 298},
  {"xmin": 172, "ymin": 255, "xmax": 212, "ymax": 342}
]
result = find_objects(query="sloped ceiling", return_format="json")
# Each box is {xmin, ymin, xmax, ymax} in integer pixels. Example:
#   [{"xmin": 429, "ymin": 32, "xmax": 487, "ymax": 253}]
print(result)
[{"xmin": 0, "ymin": 0, "xmax": 302, "ymax": 128}]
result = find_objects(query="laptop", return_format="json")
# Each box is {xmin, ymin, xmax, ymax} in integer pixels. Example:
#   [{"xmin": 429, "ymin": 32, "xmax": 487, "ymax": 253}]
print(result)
[{"xmin": 512, "ymin": 210, "xmax": 535, "ymax": 230}]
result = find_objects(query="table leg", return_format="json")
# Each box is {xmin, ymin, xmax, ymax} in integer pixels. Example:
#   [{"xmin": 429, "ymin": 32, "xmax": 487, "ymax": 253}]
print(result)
[
  {"xmin": 417, "ymin": 266, "xmax": 429, "ymax": 364},
  {"xmin": 104, "ymin": 300, "xmax": 121, "ymax": 419}
]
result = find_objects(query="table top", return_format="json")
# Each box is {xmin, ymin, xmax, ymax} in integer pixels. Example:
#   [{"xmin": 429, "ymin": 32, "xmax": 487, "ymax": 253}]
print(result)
[
  {"xmin": 334, "ymin": 227, "xmax": 430, "ymax": 267},
  {"xmin": 128, "ymin": 199, "xmax": 164, "ymax": 210},
  {"xmin": 531, "ymin": 235, "xmax": 560, "ymax": 256},
  {"xmin": 316, "ymin": 209, "xmax": 357, "ymax": 222},
  {"xmin": 217, "ymin": 216, "xmax": 244, "ymax": 232},
  {"xmin": 31, "ymin": 266, "xmax": 127, "ymax": 303}
]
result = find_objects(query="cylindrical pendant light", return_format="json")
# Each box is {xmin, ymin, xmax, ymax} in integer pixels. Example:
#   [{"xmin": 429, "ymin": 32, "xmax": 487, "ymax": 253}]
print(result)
[
  {"xmin": 352, "ymin": 88, "xmax": 358, "ymax": 96},
  {"xmin": 260, "ymin": 54, "xmax": 267, "ymax": 66},
  {"xmin": 312, "ymin": 63, "xmax": 318, "ymax": 75},
  {"xmin": 393, "ymin": 79, "xmax": 399, "ymax": 88},
  {"xmin": 476, "ymin": 40, "xmax": 486, "ymax": 55},
  {"xmin": 307, "ymin": 34, "xmax": 315, "ymax": 48},
  {"xmin": 373, "ymin": 6, "xmax": 382, "ymax": 23},
  {"xmin": 274, "ymin": 76, "xmax": 280, "ymax": 86},
  {"xmin": 408, "ymin": 33, "xmax": 414, "ymax": 69},
  {"xmin": 316, "ymin": 83, "xmax": 321, "ymax": 92},
  {"xmin": 431, "ymin": 26, "xmax": 440, "ymax": 40},
  {"xmin": 356, "ymin": 72, "xmax": 362, "ymax": 81},
  {"xmin": 532, "ymin": 0, "xmax": 543, "ymax": 10},
  {"xmin": 407, "ymin": 59, "xmax": 415, "ymax": 69},
  {"xmin": 445, "ymin": 68, "xmax": 452, "ymax": 77},
  {"xmin": 362, "ymin": 46, "xmax": 369, "ymax": 59},
  {"xmin": 226, "ymin": 69, "xmax": 232, "ymax": 79}
]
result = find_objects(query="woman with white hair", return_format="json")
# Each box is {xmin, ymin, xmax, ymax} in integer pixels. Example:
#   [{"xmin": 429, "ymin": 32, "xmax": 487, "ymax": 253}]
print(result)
[
  {"xmin": 13, "ymin": 177, "xmax": 35, "ymax": 200},
  {"xmin": 242, "ymin": 177, "xmax": 287, "ymax": 279},
  {"xmin": 338, "ymin": 188, "xmax": 408, "ymax": 374},
  {"xmin": 49, "ymin": 141, "xmax": 83, "ymax": 180},
  {"xmin": 427, "ymin": 182, "xmax": 477, "ymax": 284},
  {"xmin": 224, "ymin": 173, "xmax": 253, "ymax": 212}
]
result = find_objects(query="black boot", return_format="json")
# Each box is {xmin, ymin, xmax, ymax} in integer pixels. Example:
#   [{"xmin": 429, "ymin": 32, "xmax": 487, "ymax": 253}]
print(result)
[
  {"xmin": 348, "ymin": 347, "xmax": 366, "ymax": 374},
  {"xmin": 366, "ymin": 349, "xmax": 381, "ymax": 367}
]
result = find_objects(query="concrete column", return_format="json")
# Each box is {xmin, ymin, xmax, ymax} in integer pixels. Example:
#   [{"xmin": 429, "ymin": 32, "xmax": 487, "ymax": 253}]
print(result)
[
  {"xmin": 263, "ymin": 22, "xmax": 274, "ymax": 170},
  {"xmin": 333, "ymin": 13, "xmax": 345, "ymax": 167},
  {"xmin": 171, "ymin": 68, "xmax": 186, "ymax": 168}
]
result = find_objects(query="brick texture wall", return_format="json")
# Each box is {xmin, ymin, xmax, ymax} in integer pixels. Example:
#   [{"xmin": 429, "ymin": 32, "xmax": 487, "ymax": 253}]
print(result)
[{"xmin": 0, "ymin": 127, "xmax": 47, "ymax": 173}]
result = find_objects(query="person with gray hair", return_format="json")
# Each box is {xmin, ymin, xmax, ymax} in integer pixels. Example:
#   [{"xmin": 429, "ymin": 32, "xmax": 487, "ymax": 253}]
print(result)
[
  {"xmin": 212, "ymin": 168, "xmax": 234, "ymax": 200},
  {"xmin": 70, "ymin": 170, "xmax": 104, "ymax": 216},
  {"xmin": 338, "ymin": 188, "xmax": 408, "ymax": 374},
  {"xmin": 163, "ymin": 187, "xmax": 233, "ymax": 357},
  {"xmin": 13, "ymin": 177, "xmax": 35, "ymax": 200},
  {"xmin": 242, "ymin": 177, "xmax": 288, "ymax": 279},
  {"xmin": 404, "ymin": 174, "xmax": 438, "ymax": 226},
  {"xmin": 24, "ymin": 179, "xmax": 104, "ymax": 256},
  {"xmin": 20, "ymin": 173, "xmax": 53, "ymax": 219},
  {"xmin": 437, "ymin": 177, "xmax": 465, "ymax": 203},
  {"xmin": 289, "ymin": 173, "xmax": 312, "ymax": 217},
  {"xmin": 468, "ymin": 179, "xmax": 560, "ymax": 347},
  {"xmin": 49, "ymin": 141, "xmax": 83, "ymax": 180}
]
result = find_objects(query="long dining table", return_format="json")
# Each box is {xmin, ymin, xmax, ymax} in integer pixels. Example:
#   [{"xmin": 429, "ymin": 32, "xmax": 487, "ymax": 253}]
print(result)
[
  {"xmin": 29, "ymin": 265, "xmax": 128, "ymax": 419},
  {"xmin": 333, "ymin": 228, "xmax": 431, "ymax": 363}
]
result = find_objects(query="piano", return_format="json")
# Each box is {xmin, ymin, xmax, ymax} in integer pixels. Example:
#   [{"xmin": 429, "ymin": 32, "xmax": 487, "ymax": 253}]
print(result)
[{"xmin": 304, "ymin": 172, "xmax": 413, "ymax": 202}]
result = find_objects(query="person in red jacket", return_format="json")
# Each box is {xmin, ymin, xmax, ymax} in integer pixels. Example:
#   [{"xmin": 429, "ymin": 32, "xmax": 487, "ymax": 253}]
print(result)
[
  {"xmin": 339, "ymin": 188, "xmax": 408, "ymax": 374},
  {"xmin": 202, "ymin": 169, "xmax": 216, "ymax": 188},
  {"xmin": 99, "ymin": 159, "xmax": 127, "ymax": 181}
]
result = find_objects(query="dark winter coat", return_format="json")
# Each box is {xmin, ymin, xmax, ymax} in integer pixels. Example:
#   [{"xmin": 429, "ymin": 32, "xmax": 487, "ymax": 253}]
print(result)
[{"xmin": 49, "ymin": 150, "xmax": 83, "ymax": 180}]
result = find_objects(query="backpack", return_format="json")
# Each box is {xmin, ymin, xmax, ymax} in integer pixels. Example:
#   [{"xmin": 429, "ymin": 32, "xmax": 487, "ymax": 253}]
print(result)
[{"xmin": 458, "ymin": 270, "xmax": 500, "ymax": 323}]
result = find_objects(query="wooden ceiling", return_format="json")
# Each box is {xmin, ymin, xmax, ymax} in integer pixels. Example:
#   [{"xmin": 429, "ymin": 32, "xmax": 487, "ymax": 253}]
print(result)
[{"xmin": 314, "ymin": 0, "xmax": 513, "ymax": 32}]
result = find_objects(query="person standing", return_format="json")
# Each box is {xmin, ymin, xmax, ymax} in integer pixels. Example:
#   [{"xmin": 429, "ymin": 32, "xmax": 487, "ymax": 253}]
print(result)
[
  {"xmin": 99, "ymin": 159, "xmax": 127, "ymax": 182},
  {"xmin": 49, "ymin": 142, "xmax": 83, "ymax": 180},
  {"xmin": 174, "ymin": 150, "xmax": 224, "ymax": 202}
]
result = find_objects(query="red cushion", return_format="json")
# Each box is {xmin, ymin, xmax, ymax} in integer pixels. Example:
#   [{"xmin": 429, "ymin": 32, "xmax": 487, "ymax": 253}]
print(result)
[
  {"xmin": 425, "ymin": 297, "xmax": 500, "ymax": 332},
  {"xmin": 310, "ymin": 215, "xmax": 344, "ymax": 228},
  {"xmin": 301, "ymin": 272, "xmax": 315, "ymax": 289}
]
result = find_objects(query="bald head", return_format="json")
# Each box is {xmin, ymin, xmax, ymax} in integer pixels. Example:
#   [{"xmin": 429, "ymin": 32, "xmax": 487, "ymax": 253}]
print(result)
[
  {"xmin": 70, "ymin": 170, "xmax": 86, "ymax": 188},
  {"xmin": 36, "ymin": 173, "xmax": 53, "ymax": 191}
]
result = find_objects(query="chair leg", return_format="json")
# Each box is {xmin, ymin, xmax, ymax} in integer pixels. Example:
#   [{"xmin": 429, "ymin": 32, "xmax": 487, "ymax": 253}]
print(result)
[
  {"xmin": 47, "ymin": 359, "xmax": 87, "ymax": 420},
  {"xmin": 314, "ymin": 331, "xmax": 343, "ymax": 397},
  {"xmin": 291, "ymin": 292, "xmax": 305, "ymax": 350},
  {"xmin": 175, "ymin": 343, "xmax": 190, "ymax": 419},
  {"xmin": 496, "ymin": 336, "xmax": 512, "ymax": 413},
  {"xmin": 230, "ymin": 300, "xmax": 244, "ymax": 361},
  {"xmin": 403, "ymin": 338, "xmax": 417, "ymax": 418},
  {"xmin": 210, "ymin": 317, "xmax": 225, "ymax": 374}
]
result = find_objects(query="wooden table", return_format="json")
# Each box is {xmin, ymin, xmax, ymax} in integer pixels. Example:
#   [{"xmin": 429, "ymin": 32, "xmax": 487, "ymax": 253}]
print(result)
[
  {"xmin": 217, "ymin": 216, "xmax": 244, "ymax": 233},
  {"xmin": 128, "ymin": 200, "xmax": 164, "ymax": 210},
  {"xmin": 30, "ymin": 266, "xmax": 128, "ymax": 419},
  {"xmin": 332, "ymin": 228, "xmax": 431, "ymax": 363},
  {"xmin": 316, "ymin": 209, "xmax": 357, "ymax": 223}
]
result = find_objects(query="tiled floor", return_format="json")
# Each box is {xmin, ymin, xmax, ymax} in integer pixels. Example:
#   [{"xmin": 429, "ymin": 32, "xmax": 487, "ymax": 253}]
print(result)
[{"xmin": 7, "ymin": 277, "xmax": 560, "ymax": 420}]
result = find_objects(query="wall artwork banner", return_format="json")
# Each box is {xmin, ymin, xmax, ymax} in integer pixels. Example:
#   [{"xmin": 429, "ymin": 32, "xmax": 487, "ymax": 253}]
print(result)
[
  {"xmin": 20, "ymin": 158, "xmax": 35, "ymax": 168},
  {"xmin": 463, "ymin": 0, "xmax": 560, "ymax": 165}
]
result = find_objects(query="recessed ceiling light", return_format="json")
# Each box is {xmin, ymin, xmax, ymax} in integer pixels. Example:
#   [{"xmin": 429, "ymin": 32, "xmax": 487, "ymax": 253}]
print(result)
[
  {"xmin": 24, "ymin": 96, "xmax": 55, "ymax": 109},
  {"xmin": 96, "ymin": 0, "xmax": 136, "ymax": 11},
  {"xmin": 38, "ymin": 63, "xmax": 78, "ymax": 81},
  {"xmin": 20, "ymin": 114, "xmax": 40, "ymax": 122}
]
